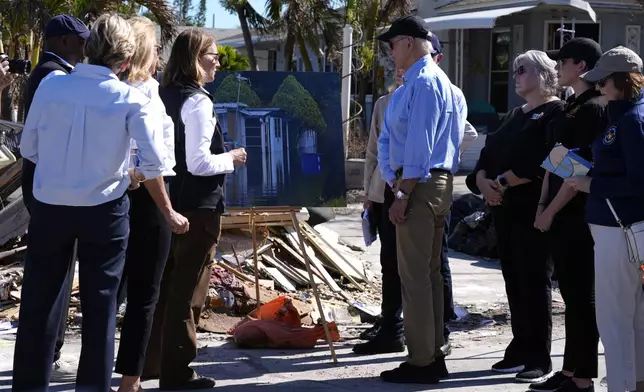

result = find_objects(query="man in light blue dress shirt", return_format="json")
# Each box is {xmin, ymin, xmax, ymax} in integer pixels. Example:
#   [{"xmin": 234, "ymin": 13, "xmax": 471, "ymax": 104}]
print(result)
[{"xmin": 376, "ymin": 15, "xmax": 465, "ymax": 384}]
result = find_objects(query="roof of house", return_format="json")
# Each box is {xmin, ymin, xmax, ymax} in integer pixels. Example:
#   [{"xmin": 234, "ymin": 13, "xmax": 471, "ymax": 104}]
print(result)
[{"xmin": 436, "ymin": 0, "xmax": 640, "ymax": 13}]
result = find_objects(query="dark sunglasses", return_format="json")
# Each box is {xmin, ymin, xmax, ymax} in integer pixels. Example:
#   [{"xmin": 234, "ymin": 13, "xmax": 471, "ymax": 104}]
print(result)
[
  {"xmin": 514, "ymin": 65, "xmax": 527, "ymax": 76},
  {"xmin": 388, "ymin": 37, "xmax": 409, "ymax": 50},
  {"xmin": 596, "ymin": 77, "xmax": 610, "ymax": 88}
]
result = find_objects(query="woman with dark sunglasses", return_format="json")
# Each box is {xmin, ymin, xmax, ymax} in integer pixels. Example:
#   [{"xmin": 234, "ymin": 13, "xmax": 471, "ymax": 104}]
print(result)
[
  {"xmin": 565, "ymin": 46, "xmax": 644, "ymax": 392},
  {"xmin": 466, "ymin": 50, "xmax": 564, "ymax": 383}
]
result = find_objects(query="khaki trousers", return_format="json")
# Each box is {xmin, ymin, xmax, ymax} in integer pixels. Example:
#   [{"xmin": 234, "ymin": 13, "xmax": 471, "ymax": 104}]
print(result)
[{"xmin": 396, "ymin": 173, "xmax": 453, "ymax": 367}]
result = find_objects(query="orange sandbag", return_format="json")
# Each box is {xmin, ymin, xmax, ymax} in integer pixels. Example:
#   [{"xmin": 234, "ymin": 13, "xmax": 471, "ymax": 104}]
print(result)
[
  {"xmin": 227, "ymin": 296, "xmax": 301, "ymax": 335},
  {"xmin": 233, "ymin": 319, "xmax": 340, "ymax": 349},
  {"xmin": 250, "ymin": 296, "xmax": 301, "ymax": 326}
]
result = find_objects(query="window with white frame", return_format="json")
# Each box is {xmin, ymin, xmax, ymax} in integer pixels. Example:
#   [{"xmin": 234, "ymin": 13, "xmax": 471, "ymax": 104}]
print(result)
[
  {"xmin": 544, "ymin": 21, "xmax": 600, "ymax": 50},
  {"xmin": 489, "ymin": 29, "xmax": 511, "ymax": 113}
]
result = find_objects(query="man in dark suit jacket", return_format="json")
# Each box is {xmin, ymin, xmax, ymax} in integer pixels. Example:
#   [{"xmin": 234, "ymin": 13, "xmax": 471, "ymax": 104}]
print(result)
[{"xmin": 22, "ymin": 14, "xmax": 88, "ymax": 383}]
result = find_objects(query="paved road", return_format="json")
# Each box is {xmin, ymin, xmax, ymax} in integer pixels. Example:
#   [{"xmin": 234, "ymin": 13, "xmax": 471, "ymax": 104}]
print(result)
[{"xmin": 0, "ymin": 184, "xmax": 609, "ymax": 391}]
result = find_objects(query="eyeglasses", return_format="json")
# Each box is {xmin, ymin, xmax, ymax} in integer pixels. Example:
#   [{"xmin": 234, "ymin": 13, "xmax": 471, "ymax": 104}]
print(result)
[
  {"xmin": 388, "ymin": 37, "xmax": 409, "ymax": 50},
  {"xmin": 203, "ymin": 52, "xmax": 220, "ymax": 62},
  {"xmin": 596, "ymin": 77, "xmax": 610, "ymax": 88},
  {"xmin": 514, "ymin": 65, "xmax": 527, "ymax": 76}
]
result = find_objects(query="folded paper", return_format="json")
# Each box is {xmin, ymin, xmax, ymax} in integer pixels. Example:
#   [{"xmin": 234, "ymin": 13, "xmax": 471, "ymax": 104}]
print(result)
[{"xmin": 541, "ymin": 144, "xmax": 592, "ymax": 178}]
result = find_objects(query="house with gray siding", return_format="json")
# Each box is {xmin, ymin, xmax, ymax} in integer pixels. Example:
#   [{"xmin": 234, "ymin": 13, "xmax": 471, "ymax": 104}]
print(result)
[{"xmin": 414, "ymin": 0, "xmax": 643, "ymax": 113}]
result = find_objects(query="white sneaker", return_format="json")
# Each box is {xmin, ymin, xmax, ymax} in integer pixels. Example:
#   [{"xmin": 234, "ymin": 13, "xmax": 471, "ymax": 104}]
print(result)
[{"xmin": 50, "ymin": 360, "xmax": 77, "ymax": 382}]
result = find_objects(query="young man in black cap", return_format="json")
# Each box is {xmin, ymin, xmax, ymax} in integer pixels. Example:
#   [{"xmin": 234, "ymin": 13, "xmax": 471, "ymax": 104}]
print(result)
[
  {"xmin": 530, "ymin": 37, "xmax": 605, "ymax": 392},
  {"xmin": 21, "ymin": 14, "xmax": 89, "ymax": 383}
]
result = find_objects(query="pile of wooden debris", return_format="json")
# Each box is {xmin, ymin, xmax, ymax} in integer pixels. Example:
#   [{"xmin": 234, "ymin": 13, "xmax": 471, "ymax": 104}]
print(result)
[
  {"xmin": 0, "ymin": 120, "xmax": 380, "ymax": 334},
  {"xmin": 198, "ymin": 208, "xmax": 379, "ymax": 333}
]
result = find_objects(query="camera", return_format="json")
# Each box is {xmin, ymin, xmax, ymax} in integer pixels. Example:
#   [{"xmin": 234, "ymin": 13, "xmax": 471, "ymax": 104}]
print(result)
[{"xmin": 0, "ymin": 54, "xmax": 32, "ymax": 75}]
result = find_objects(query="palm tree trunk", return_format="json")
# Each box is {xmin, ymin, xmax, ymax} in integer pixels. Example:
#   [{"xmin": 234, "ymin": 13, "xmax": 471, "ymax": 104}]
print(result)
[
  {"xmin": 283, "ymin": 29, "xmax": 296, "ymax": 71},
  {"xmin": 296, "ymin": 35, "xmax": 313, "ymax": 72},
  {"xmin": 31, "ymin": 32, "xmax": 41, "ymax": 67},
  {"xmin": 236, "ymin": 5, "xmax": 259, "ymax": 71}
]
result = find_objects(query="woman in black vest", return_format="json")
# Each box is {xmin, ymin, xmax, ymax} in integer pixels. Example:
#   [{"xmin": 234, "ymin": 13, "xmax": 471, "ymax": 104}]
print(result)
[{"xmin": 142, "ymin": 28, "xmax": 247, "ymax": 390}]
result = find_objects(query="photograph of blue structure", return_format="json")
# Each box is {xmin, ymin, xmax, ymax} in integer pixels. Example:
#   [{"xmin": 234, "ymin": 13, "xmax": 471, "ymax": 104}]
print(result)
[{"xmin": 206, "ymin": 71, "xmax": 346, "ymax": 208}]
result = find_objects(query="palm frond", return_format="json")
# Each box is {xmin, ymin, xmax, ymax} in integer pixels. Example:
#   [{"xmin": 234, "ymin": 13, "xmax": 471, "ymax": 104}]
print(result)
[
  {"xmin": 134, "ymin": 0, "xmax": 178, "ymax": 46},
  {"xmin": 378, "ymin": 0, "xmax": 414, "ymax": 23}
]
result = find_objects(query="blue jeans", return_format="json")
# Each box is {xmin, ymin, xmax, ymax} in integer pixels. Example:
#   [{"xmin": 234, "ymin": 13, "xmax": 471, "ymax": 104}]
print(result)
[{"xmin": 441, "ymin": 211, "xmax": 456, "ymax": 340}]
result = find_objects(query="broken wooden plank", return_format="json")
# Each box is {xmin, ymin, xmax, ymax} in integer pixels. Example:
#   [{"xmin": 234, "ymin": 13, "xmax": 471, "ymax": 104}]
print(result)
[
  {"xmin": 269, "ymin": 237, "xmax": 326, "ymax": 282},
  {"xmin": 261, "ymin": 254, "xmax": 308, "ymax": 285},
  {"xmin": 0, "ymin": 245, "xmax": 26, "ymax": 261},
  {"xmin": 291, "ymin": 266, "xmax": 324, "ymax": 285},
  {"xmin": 311, "ymin": 224, "xmax": 369, "ymax": 280},
  {"xmin": 258, "ymin": 261, "xmax": 296, "ymax": 292},
  {"xmin": 216, "ymin": 261, "xmax": 254, "ymax": 282},
  {"xmin": 284, "ymin": 230, "xmax": 343, "ymax": 293},
  {"xmin": 299, "ymin": 222, "xmax": 371, "ymax": 289}
]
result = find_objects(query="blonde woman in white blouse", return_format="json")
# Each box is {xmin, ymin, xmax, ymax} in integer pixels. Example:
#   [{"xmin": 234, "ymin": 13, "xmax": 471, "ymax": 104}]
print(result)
[{"xmin": 113, "ymin": 16, "xmax": 189, "ymax": 392}]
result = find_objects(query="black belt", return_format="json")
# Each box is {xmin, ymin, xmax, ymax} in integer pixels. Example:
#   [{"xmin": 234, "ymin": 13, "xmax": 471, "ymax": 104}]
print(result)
[{"xmin": 395, "ymin": 167, "xmax": 451, "ymax": 179}]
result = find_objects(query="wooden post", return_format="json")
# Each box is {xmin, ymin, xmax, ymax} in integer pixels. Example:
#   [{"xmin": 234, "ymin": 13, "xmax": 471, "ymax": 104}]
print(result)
[
  {"xmin": 251, "ymin": 208, "xmax": 261, "ymax": 310},
  {"xmin": 290, "ymin": 210, "xmax": 338, "ymax": 364}
]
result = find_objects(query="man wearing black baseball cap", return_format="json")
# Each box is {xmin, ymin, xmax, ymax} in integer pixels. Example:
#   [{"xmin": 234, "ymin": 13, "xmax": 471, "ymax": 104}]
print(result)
[
  {"xmin": 375, "ymin": 15, "xmax": 465, "ymax": 384},
  {"xmin": 531, "ymin": 37, "xmax": 605, "ymax": 392},
  {"xmin": 21, "ymin": 13, "xmax": 89, "ymax": 383}
]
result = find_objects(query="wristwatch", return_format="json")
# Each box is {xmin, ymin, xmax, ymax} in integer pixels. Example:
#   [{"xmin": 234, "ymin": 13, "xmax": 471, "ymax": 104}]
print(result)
[
  {"xmin": 395, "ymin": 190, "xmax": 409, "ymax": 200},
  {"xmin": 496, "ymin": 175, "xmax": 510, "ymax": 190},
  {"xmin": 129, "ymin": 168, "xmax": 147, "ymax": 183}
]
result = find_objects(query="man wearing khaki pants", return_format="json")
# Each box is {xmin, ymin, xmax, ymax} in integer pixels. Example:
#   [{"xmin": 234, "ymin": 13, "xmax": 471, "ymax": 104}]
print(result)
[{"xmin": 376, "ymin": 15, "xmax": 465, "ymax": 385}]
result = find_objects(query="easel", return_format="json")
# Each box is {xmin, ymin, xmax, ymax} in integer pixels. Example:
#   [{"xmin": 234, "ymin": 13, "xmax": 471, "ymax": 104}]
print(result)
[{"xmin": 248, "ymin": 206, "xmax": 338, "ymax": 364}]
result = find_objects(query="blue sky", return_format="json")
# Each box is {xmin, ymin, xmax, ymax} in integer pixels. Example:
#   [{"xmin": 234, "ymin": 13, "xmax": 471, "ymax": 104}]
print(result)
[{"xmin": 205, "ymin": 0, "xmax": 267, "ymax": 29}]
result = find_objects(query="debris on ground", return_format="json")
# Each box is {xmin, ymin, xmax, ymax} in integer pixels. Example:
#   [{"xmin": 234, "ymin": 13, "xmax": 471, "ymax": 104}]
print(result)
[
  {"xmin": 0, "ymin": 185, "xmax": 381, "ymax": 333},
  {"xmin": 448, "ymin": 194, "xmax": 498, "ymax": 258}
]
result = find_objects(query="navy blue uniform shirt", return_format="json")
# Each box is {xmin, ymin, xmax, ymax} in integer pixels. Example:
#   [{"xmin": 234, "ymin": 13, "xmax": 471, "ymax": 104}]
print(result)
[{"xmin": 587, "ymin": 92, "xmax": 644, "ymax": 227}]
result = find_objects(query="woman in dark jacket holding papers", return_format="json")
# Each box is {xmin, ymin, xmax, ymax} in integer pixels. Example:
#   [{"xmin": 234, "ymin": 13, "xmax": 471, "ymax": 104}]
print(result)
[
  {"xmin": 565, "ymin": 46, "xmax": 644, "ymax": 392},
  {"xmin": 466, "ymin": 50, "xmax": 564, "ymax": 383}
]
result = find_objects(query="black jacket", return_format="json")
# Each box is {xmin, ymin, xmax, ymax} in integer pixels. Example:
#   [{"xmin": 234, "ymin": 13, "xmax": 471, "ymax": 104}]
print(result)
[{"xmin": 159, "ymin": 82, "xmax": 227, "ymax": 213}]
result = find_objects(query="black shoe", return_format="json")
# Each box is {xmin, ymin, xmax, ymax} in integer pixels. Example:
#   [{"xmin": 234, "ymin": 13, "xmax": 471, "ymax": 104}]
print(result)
[
  {"xmin": 159, "ymin": 373, "xmax": 216, "ymax": 390},
  {"xmin": 529, "ymin": 371, "xmax": 571, "ymax": 391},
  {"xmin": 491, "ymin": 359, "xmax": 525, "ymax": 374},
  {"xmin": 380, "ymin": 362, "xmax": 440, "ymax": 384},
  {"xmin": 359, "ymin": 319, "xmax": 382, "ymax": 340},
  {"xmin": 432, "ymin": 357, "xmax": 449, "ymax": 379},
  {"xmin": 353, "ymin": 337, "xmax": 405, "ymax": 355},
  {"xmin": 516, "ymin": 368, "xmax": 554, "ymax": 383},
  {"xmin": 440, "ymin": 340, "xmax": 452, "ymax": 357},
  {"xmin": 555, "ymin": 379, "xmax": 595, "ymax": 392}
]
